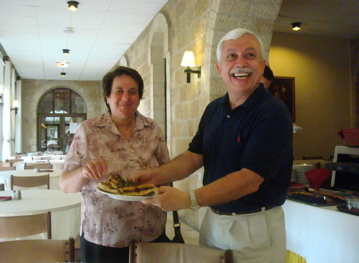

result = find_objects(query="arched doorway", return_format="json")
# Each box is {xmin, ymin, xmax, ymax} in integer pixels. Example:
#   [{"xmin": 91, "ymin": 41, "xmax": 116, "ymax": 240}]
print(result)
[{"xmin": 37, "ymin": 88, "xmax": 87, "ymax": 153}]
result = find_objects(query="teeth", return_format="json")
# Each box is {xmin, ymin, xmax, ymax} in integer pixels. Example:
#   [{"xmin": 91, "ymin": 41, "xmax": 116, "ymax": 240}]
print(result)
[{"xmin": 233, "ymin": 72, "xmax": 250, "ymax": 79}]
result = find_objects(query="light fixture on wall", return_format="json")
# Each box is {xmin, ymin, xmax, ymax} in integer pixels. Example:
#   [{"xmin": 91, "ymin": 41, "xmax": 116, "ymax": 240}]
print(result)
[
  {"xmin": 62, "ymin": 49, "xmax": 70, "ymax": 55},
  {"xmin": 61, "ymin": 72, "xmax": 66, "ymax": 77},
  {"xmin": 11, "ymin": 100, "xmax": 19, "ymax": 114},
  {"xmin": 292, "ymin": 22, "xmax": 301, "ymax": 31},
  {"xmin": 67, "ymin": 1, "xmax": 79, "ymax": 11},
  {"xmin": 181, "ymin": 51, "xmax": 201, "ymax": 83}
]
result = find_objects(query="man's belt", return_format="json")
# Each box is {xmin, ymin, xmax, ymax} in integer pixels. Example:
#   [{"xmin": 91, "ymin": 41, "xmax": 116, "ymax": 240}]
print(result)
[{"xmin": 211, "ymin": 206, "xmax": 275, "ymax": 216}]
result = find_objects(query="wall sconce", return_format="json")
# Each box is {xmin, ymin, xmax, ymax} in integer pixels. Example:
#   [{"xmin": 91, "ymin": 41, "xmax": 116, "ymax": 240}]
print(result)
[
  {"xmin": 67, "ymin": 1, "xmax": 79, "ymax": 11},
  {"xmin": 61, "ymin": 72, "xmax": 66, "ymax": 77},
  {"xmin": 181, "ymin": 51, "xmax": 201, "ymax": 83},
  {"xmin": 292, "ymin": 22, "xmax": 301, "ymax": 31},
  {"xmin": 11, "ymin": 100, "xmax": 19, "ymax": 114}
]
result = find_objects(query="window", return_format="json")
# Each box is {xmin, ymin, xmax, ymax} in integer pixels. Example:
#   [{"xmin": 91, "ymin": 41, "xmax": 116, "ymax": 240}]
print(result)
[{"xmin": 37, "ymin": 88, "xmax": 87, "ymax": 153}]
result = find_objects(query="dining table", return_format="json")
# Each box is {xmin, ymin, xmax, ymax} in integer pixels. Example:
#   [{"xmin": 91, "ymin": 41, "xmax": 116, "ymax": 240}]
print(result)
[
  {"xmin": 0, "ymin": 189, "xmax": 81, "ymax": 240},
  {"xmin": 21, "ymin": 155, "xmax": 67, "ymax": 161},
  {"xmin": 0, "ymin": 169, "xmax": 62, "ymax": 190},
  {"xmin": 13, "ymin": 159, "xmax": 65, "ymax": 170}
]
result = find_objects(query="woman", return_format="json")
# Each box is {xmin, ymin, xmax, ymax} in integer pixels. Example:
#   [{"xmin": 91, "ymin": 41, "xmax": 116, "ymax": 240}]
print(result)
[{"xmin": 60, "ymin": 66, "xmax": 170, "ymax": 263}]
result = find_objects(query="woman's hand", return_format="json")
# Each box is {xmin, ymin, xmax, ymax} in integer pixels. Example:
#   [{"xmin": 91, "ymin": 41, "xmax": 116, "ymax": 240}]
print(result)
[
  {"xmin": 81, "ymin": 158, "xmax": 108, "ymax": 180},
  {"xmin": 141, "ymin": 186, "xmax": 191, "ymax": 212}
]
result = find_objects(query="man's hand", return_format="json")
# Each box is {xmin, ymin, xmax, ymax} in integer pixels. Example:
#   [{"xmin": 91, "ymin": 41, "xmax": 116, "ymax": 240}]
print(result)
[
  {"xmin": 141, "ymin": 186, "xmax": 191, "ymax": 212},
  {"xmin": 130, "ymin": 169, "xmax": 160, "ymax": 185},
  {"xmin": 81, "ymin": 158, "xmax": 108, "ymax": 180}
]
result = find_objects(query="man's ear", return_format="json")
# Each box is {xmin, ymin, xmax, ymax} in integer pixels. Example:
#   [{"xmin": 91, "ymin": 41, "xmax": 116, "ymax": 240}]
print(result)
[{"xmin": 215, "ymin": 61, "xmax": 222, "ymax": 75}]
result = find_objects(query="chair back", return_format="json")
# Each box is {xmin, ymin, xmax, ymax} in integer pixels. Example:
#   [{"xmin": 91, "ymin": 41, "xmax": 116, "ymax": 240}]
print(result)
[
  {"xmin": 0, "ymin": 237, "xmax": 75, "ymax": 263},
  {"xmin": 5, "ymin": 159, "xmax": 22, "ymax": 167},
  {"xmin": 0, "ymin": 211, "xmax": 52, "ymax": 239},
  {"xmin": 129, "ymin": 241, "xmax": 233, "ymax": 263},
  {"xmin": 10, "ymin": 174, "xmax": 50, "ymax": 189},
  {"xmin": 0, "ymin": 167, "xmax": 16, "ymax": 171},
  {"xmin": 24, "ymin": 163, "xmax": 53, "ymax": 170},
  {"xmin": 0, "ymin": 161, "xmax": 11, "ymax": 167}
]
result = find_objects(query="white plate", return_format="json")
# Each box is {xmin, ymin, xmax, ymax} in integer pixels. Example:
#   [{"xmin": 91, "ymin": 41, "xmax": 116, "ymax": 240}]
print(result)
[
  {"xmin": 293, "ymin": 126, "xmax": 302, "ymax": 133},
  {"xmin": 96, "ymin": 188, "xmax": 157, "ymax": 201}
]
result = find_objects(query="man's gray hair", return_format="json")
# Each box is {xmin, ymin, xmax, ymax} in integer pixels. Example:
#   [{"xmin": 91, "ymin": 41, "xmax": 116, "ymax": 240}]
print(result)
[{"xmin": 216, "ymin": 28, "xmax": 266, "ymax": 62}]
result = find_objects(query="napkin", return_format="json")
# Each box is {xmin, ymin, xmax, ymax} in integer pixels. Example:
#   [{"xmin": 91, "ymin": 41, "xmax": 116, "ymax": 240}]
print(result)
[{"xmin": 0, "ymin": 196, "xmax": 12, "ymax": 201}]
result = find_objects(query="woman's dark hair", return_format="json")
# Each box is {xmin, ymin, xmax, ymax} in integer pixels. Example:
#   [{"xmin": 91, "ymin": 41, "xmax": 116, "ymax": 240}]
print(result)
[{"xmin": 102, "ymin": 66, "xmax": 144, "ymax": 111}]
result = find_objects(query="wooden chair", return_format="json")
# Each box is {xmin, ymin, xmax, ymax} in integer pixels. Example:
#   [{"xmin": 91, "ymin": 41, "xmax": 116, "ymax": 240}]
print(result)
[
  {"xmin": 0, "ymin": 237, "xmax": 75, "ymax": 263},
  {"xmin": 0, "ymin": 161, "xmax": 11, "ymax": 167},
  {"xmin": 24, "ymin": 163, "xmax": 53, "ymax": 170},
  {"xmin": 129, "ymin": 241, "xmax": 233, "ymax": 263},
  {"xmin": 0, "ymin": 167, "xmax": 16, "ymax": 171},
  {"xmin": 10, "ymin": 174, "xmax": 50, "ymax": 190},
  {"xmin": 0, "ymin": 211, "xmax": 52, "ymax": 239},
  {"xmin": 15, "ymin": 153, "xmax": 27, "ymax": 159},
  {"xmin": 5, "ymin": 158, "xmax": 22, "ymax": 167}
]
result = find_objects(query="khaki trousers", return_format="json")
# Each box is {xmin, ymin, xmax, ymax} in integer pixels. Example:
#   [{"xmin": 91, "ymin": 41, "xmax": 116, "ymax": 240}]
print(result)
[{"xmin": 199, "ymin": 206, "xmax": 286, "ymax": 263}]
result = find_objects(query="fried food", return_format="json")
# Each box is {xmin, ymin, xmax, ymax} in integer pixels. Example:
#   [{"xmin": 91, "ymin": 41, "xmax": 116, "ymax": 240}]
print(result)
[
  {"xmin": 98, "ymin": 181, "xmax": 122, "ymax": 194},
  {"xmin": 97, "ymin": 174, "xmax": 156, "ymax": 196}
]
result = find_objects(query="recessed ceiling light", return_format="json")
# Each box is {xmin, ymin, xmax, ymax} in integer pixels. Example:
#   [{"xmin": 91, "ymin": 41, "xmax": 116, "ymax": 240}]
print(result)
[
  {"xmin": 292, "ymin": 22, "xmax": 301, "ymax": 31},
  {"xmin": 56, "ymin": 62, "xmax": 69, "ymax": 68},
  {"xmin": 67, "ymin": 1, "xmax": 79, "ymax": 11},
  {"xmin": 64, "ymin": 27, "xmax": 75, "ymax": 34}
]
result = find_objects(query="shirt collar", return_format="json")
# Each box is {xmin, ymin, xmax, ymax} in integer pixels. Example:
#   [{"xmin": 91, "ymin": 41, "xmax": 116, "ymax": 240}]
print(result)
[
  {"xmin": 220, "ymin": 83, "xmax": 266, "ymax": 111},
  {"xmin": 92, "ymin": 111, "xmax": 151, "ymax": 132}
]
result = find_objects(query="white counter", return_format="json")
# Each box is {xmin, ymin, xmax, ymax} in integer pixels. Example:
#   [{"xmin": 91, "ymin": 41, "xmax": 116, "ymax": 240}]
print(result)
[{"xmin": 283, "ymin": 199, "xmax": 359, "ymax": 263}]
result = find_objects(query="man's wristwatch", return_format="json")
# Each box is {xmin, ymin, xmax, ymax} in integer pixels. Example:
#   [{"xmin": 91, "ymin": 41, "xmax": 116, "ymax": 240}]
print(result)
[{"xmin": 189, "ymin": 190, "xmax": 201, "ymax": 210}]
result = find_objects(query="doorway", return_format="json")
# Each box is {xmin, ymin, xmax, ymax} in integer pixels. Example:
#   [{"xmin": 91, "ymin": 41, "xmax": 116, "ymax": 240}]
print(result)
[
  {"xmin": 37, "ymin": 88, "xmax": 87, "ymax": 153},
  {"xmin": 38, "ymin": 114, "xmax": 86, "ymax": 153}
]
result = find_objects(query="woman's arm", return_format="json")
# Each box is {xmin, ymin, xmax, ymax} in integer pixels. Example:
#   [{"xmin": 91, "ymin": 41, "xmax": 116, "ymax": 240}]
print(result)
[{"xmin": 60, "ymin": 158, "xmax": 108, "ymax": 193}]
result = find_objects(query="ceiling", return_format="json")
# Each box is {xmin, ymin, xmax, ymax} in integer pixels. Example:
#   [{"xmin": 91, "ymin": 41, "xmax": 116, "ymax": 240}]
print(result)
[
  {"xmin": 0, "ymin": 0, "xmax": 168, "ymax": 81},
  {"xmin": 0, "ymin": 0, "xmax": 358, "ymax": 81}
]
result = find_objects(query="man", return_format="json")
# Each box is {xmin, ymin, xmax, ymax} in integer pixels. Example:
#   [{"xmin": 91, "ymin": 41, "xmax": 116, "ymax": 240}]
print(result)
[
  {"xmin": 131, "ymin": 28, "xmax": 293, "ymax": 263},
  {"xmin": 261, "ymin": 65, "xmax": 274, "ymax": 89}
]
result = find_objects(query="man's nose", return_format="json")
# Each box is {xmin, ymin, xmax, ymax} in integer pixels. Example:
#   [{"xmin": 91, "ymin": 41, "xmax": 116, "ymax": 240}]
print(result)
[{"xmin": 235, "ymin": 56, "xmax": 248, "ymax": 68}]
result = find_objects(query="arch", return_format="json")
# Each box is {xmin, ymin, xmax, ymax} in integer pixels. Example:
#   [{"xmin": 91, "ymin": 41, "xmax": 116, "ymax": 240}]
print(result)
[
  {"xmin": 22, "ymin": 81, "xmax": 98, "ymax": 153},
  {"xmin": 146, "ymin": 13, "xmax": 172, "ymax": 155}
]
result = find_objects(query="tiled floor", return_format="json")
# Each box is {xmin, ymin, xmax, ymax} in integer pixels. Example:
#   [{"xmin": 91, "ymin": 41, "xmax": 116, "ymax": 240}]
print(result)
[{"xmin": 165, "ymin": 212, "xmax": 199, "ymax": 246}]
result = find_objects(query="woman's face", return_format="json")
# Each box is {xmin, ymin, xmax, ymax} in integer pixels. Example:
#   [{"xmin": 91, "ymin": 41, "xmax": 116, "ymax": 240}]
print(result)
[{"xmin": 106, "ymin": 75, "xmax": 140, "ymax": 118}]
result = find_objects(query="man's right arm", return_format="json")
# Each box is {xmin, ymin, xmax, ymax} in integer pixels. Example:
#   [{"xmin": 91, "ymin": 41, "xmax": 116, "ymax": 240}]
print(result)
[{"xmin": 131, "ymin": 150, "xmax": 203, "ymax": 186}]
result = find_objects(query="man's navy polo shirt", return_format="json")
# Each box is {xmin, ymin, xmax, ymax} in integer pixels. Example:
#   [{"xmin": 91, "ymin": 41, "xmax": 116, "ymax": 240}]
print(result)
[{"xmin": 188, "ymin": 85, "xmax": 293, "ymax": 213}]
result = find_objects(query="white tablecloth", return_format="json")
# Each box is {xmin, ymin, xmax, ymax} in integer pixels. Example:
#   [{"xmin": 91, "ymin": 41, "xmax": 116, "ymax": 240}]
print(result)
[
  {"xmin": 0, "ymin": 169, "xmax": 62, "ymax": 190},
  {"xmin": 14, "ymin": 160, "xmax": 65, "ymax": 170},
  {"xmin": 21, "ymin": 155, "xmax": 67, "ymax": 161},
  {"xmin": 283, "ymin": 200, "xmax": 359, "ymax": 263},
  {"xmin": 0, "ymin": 190, "xmax": 81, "ymax": 240}
]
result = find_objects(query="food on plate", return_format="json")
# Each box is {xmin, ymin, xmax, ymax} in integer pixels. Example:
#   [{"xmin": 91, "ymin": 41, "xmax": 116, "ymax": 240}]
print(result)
[
  {"xmin": 122, "ymin": 184, "xmax": 156, "ymax": 196},
  {"xmin": 97, "ymin": 174, "xmax": 156, "ymax": 196}
]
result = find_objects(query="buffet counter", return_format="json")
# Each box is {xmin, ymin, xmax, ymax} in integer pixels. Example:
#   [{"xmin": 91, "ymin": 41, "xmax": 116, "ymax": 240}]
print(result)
[{"xmin": 283, "ymin": 199, "xmax": 359, "ymax": 263}]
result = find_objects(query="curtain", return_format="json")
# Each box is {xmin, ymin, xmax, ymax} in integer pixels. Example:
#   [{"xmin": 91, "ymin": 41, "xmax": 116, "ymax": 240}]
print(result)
[{"xmin": 2, "ymin": 60, "xmax": 13, "ymax": 161}]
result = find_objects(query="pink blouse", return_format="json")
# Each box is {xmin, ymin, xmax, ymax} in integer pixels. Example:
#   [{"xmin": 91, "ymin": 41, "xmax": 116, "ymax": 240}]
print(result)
[{"xmin": 62, "ymin": 111, "xmax": 170, "ymax": 248}]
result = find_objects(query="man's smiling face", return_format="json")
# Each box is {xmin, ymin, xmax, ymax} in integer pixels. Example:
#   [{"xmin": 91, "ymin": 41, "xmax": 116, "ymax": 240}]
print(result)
[{"xmin": 216, "ymin": 33, "xmax": 266, "ymax": 96}]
